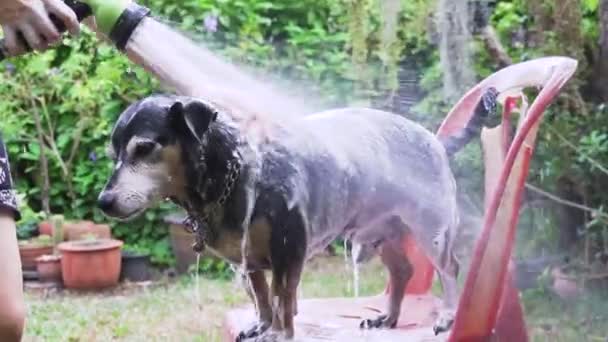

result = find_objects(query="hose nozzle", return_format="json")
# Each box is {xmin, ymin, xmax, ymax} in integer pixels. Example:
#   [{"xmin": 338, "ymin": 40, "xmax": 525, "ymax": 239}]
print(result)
[
  {"xmin": 0, "ymin": 0, "xmax": 92, "ymax": 60},
  {"xmin": 0, "ymin": 0, "xmax": 150, "ymax": 61}
]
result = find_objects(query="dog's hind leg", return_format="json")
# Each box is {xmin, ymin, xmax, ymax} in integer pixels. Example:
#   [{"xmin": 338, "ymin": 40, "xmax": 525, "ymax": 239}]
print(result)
[
  {"xmin": 236, "ymin": 271, "xmax": 273, "ymax": 342},
  {"xmin": 416, "ymin": 221, "xmax": 460, "ymax": 335},
  {"xmin": 403, "ymin": 200, "xmax": 461, "ymax": 335},
  {"xmin": 433, "ymin": 252, "xmax": 460, "ymax": 335},
  {"xmin": 360, "ymin": 234, "xmax": 413, "ymax": 329}
]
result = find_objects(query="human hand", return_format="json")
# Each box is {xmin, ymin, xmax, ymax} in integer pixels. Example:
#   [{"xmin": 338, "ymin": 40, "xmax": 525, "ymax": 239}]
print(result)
[
  {"xmin": 0, "ymin": 133, "xmax": 21, "ymax": 221},
  {"xmin": 0, "ymin": 0, "xmax": 80, "ymax": 56}
]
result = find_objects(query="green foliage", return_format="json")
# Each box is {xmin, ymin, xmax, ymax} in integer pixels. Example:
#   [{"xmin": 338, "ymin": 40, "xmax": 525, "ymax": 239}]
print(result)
[
  {"xmin": 191, "ymin": 256, "xmax": 233, "ymax": 280},
  {"xmin": 20, "ymin": 234, "xmax": 53, "ymax": 247},
  {"xmin": 0, "ymin": 26, "xmax": 179, "ymax": 266},
  {"xmin": 148, "ymin": 0, "xmax": 357, "ymax": 107}
]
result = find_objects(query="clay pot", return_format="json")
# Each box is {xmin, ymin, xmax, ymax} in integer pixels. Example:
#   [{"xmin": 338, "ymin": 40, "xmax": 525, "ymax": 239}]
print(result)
[
  {"xmin": 36, "ymin": 254, "xmax": 62, "ymax": 283},
  {"xmin": 58, "ymin": 239, "xmax": 123, "ymax": 290},
  {"xmin": 38, "ymin": 221, "xmax": 53, "ymax": 236},
  {"xmin": 65, "ymin": 221, "xmax": 111, "ymax": 241},
  {"xmin": 19, "ymin": 237, "xmax": 54, "ymax": 271}
]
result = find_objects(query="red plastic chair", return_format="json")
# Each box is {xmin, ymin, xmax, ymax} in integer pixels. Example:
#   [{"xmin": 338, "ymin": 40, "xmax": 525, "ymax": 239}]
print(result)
[{"xmin": 436, "ymin": 56, "xmax": 578, "ymax": 342}]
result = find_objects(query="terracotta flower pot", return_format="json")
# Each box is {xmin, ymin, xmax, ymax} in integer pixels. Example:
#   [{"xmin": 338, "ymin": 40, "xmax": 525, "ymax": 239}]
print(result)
[
  {"xmin": 58, "ymin": 239, "xmax": 123, "ymax": 290},
  {"xmin": 19, "ymin": 236, "xmax": 54, "ymax": 271},
  {"xmin": 38, "ymin": 221, "xmax": 53, "ymax": 236},
  {"xmin": 36, "ymin": 254, "xmax": 62, "ymax": 283},
  {"xmin": 65, "ymin": 221, "xmax": 111, "ymax": 241}
]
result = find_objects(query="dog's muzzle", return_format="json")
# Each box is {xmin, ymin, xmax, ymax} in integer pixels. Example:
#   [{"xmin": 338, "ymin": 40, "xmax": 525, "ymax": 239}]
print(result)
[{"xmin": 98, "ymin": 191, "xmax": 116, "ymax": 212}]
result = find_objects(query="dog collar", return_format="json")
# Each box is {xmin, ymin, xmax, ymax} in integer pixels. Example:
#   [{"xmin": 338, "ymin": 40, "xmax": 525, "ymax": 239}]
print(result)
[{"xmin": 181, "ymin": 157, "xmax": 242, "ymax": 253}]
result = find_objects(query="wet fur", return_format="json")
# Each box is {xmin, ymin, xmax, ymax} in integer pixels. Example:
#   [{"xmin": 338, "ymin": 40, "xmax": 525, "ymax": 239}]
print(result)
[{"xmin": 99, "ymin": 91, "xmax": 496, "ymax": 341}]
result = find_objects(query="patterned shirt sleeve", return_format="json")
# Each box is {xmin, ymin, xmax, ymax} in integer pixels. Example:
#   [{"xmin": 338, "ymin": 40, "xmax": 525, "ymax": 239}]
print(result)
[{"xmin": 0, "ymin": 132, "xmax": 21, "ymax": 221}]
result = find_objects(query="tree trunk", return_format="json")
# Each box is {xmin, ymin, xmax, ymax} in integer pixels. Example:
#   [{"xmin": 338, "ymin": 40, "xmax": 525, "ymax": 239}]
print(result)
[
  {"xmin": 555, "ymin": 177, "xmax": 585, "ymax": 253},
  {"xmin": 594, "ymin": 0, "xmax": 608, "ymax": 102}
]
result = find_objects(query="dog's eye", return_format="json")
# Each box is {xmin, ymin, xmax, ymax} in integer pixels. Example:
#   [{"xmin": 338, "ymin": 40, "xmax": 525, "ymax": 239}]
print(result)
[{"xmin": 134, "ymin": 141, "xmax": 156, "ymax": 157}]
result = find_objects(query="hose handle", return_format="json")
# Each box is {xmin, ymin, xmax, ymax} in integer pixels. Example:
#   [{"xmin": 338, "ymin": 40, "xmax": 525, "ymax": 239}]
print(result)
[{"xmin": 0, "ymin": 1, "xmax": 92, "ymax": 61}]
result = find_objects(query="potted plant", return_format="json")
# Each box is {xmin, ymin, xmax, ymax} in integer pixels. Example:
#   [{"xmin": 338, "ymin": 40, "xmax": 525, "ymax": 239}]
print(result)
[
  {"xmin": 58, "ymin": 234, "xmax": 124, "ymax": 290},
  {"xmin": 37, "ymin": 219, "xmax": 111, "ymax": 241},
  {"xmin": 38, "ymin": 220, "xmax": 53, "ymax": 236},
  {"xmin": 35, "ymin": 215, "xmax": 64, "ymax": 283},
  {"xmin": 120, "ymin": 244, "xmax": 152, "ymax": 282},
  {"xmin": 65, "ymin": 220, "xmax": 112, "ymax": 241},
  {"xmin": 15, "ymin": 193, "xmax": 49, "ymax": 271},
  {"xmin": 19, "ymin": 234, "xmax": 53, "ymax": 271}
]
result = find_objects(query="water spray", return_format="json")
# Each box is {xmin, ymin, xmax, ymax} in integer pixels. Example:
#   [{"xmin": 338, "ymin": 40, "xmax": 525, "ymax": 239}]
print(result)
[{"xmin": 0, "ymin": 0, "xmax": 150, "ymax": 61}]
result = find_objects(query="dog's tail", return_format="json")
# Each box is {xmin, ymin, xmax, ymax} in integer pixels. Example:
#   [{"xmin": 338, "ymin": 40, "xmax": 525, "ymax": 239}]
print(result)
[{"xmin": 438, "ymin": 87, "xmax": 498, "ymax": 157}]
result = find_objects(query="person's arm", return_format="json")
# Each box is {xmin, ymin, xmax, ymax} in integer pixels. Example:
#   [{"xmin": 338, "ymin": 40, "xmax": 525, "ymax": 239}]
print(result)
[
  {"xmin": 0, "ymin": 0, "xmax": 80, "ymax": 56},
  {"xmin": 0, "ymin": 133, "xmax": 25, "ymax": 342}
]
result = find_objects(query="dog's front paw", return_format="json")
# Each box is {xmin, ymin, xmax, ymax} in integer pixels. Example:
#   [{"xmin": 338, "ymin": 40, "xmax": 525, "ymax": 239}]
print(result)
[
  {"xmin": 433, "ymin": 310, "xmax": 455, "ymax": 335},
  {"xmin": 236, "ymin": 321, "xmax": 271, "ymax": 342},
  {"xmin": 359, "ymin": 314, "xmax": 398, "ymax": 329}
]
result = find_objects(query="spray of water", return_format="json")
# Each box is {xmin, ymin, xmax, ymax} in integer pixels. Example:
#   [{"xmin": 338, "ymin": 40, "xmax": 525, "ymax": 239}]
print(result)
[
  {"xmin": 124, "ymin": 18, "xmax": 318, "ymax": 130},
  {"xmin": 351, "ymin": 242, "xmax": 361, "ymax": 298},
  {"xmin": 343, "ymin": 239, "xmax": 352, "ymax": 295},
  {"xmin": 195, "ymin": 253, "xmax": 201, "ymax": 312}
]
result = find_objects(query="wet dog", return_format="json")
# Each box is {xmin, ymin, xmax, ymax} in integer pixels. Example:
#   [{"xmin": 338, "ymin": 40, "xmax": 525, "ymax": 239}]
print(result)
[{"xmin": 98, "ymin": 89, "xmax": 497, "ymax": 341}]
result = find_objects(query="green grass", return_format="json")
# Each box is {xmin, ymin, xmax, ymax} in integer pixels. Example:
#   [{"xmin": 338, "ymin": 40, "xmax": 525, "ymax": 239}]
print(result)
[
  {"xmin": 22, "ymin": 255, "xmax": 608, "ymax": 341},
  {"xmin": 23, "ymin": 256, "xmax": 387, "ymax": 342},
  {"xmin": 523, "ymin": 288, "xmax": 608, "ymax": 342}
]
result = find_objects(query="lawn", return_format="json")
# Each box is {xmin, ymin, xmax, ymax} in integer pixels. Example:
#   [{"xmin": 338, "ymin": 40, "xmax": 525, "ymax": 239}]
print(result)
[
  {"xmin": 22, "ymin": 255, "xmax": 608, "ymax": 342},
  {"xmin": 22, "ymin": 255, "xmax": 388, "ymax": 342}
]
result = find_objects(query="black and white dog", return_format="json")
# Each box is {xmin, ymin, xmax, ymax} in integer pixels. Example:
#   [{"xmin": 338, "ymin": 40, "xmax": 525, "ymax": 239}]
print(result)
[{"xmin": 98, "ymin": 88, "xmax": 497, "ymax": 341}]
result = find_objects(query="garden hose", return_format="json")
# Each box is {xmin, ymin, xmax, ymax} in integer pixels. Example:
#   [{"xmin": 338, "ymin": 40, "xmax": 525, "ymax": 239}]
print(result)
[{"xmin": 0, "ymin": 0, "xmax": 150, "ymax": 61}]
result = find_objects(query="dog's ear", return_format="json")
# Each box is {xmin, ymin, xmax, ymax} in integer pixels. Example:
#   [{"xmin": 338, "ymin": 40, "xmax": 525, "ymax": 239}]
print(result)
[{"xmin": 169, "ymin": 100, "xmax": 218, "ymax": 142}]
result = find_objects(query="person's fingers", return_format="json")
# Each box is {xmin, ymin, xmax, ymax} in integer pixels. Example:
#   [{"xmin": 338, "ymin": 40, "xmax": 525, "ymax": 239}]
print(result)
[
  {"xmin": 18, "ymin": 23, "xmax": 44, "ymax": 51},
  {"xmin": 30, "ymin": 9, "xmax": 61, "ymax": 46},
  {"xmin": 2, "ymin": 26, "xmax": 26, "ymax": 56},
  {"xmin": 43, "ymin": 0, "xmax": 80, "ymax": 36}
]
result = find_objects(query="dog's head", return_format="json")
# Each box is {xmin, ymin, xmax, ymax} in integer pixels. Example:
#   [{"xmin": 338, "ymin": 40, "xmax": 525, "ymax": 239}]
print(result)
[{"xmin": 98, "ymin": 94, "xmax": 218, "ymax": 221}]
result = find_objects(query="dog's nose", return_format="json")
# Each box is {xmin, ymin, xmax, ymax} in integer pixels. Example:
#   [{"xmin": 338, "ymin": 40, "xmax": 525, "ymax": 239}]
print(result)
[{"xmin": 97, "ymin": 192, "xmax": 116, "ymax": 212}]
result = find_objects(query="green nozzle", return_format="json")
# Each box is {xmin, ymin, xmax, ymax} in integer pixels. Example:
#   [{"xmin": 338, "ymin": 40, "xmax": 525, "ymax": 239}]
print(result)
[
  {"xmin": 80, "ymin": 0, "xmax": 130, "ymax": 35},
  {"xmin": 79, "ymin": 0, "xmax": 150, "ymax": 51}
]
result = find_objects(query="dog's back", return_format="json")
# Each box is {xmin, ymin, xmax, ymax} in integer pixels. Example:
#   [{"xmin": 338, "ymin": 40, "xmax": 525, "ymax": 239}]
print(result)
[{"xmin": 257, "ymin": 107, "xmax": 458, "ymax": 256}]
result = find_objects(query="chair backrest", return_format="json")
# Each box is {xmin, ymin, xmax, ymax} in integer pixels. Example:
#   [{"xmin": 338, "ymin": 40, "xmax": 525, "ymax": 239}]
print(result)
[{"xmin": 435, "ymin": 57, "xmax": 578, "ymax": 342}]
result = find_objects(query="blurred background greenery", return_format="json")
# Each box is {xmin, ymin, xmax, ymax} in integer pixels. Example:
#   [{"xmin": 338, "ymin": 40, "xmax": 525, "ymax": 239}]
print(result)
[{"xmin": 0, "ymin": 0, "xmax": 607, "ymax": 284}]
